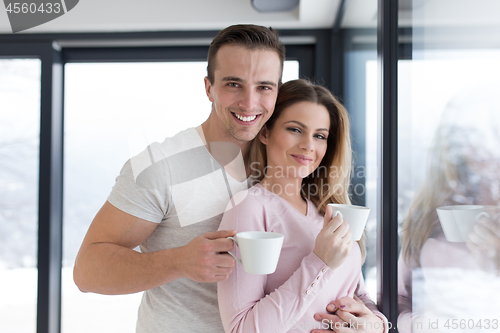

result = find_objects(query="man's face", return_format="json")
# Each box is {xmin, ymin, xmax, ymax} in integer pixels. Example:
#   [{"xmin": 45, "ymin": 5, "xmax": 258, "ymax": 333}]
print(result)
[{"xmin": 204, "ymin": 44, "xmax": 281, "ymax": 143}]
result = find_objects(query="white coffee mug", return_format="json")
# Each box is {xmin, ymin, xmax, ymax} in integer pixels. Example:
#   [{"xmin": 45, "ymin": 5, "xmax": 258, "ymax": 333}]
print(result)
[
  {"xmin": 327, "ymin": 204, "xmax": 370, "ymax": 241},
  {"xmin": 437, "ymin": 205, "xmax": 495, "ymax": 242},
  {"xmin": 228, "ymin": 231, "xmax": 284, "ymax": 275}
]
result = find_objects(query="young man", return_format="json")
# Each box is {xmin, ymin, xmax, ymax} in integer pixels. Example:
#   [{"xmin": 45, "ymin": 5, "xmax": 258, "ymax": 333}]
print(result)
[{"xmin": 73, "ymin": 25, "xmax": 285, "ymax": 332}]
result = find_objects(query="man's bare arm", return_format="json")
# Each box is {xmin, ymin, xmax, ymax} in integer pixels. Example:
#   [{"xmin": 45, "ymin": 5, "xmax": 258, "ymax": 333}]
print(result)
[{"xmin": 73, "ymin": 201, "xmax": 236, "ymax": 295}]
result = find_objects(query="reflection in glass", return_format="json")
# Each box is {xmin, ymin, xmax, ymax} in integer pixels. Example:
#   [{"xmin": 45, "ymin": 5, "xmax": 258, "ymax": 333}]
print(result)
[
  {"xmin": 62, "ymin": 61, "xmax": 299, "ymax": 332},
  {"xmin": 397, "ymin": 2, "xmax": 500, "ymax": 330},
  {"xmin": 0, "ymin": 59, "xmax": 40, "ymax": 333},
  {"xmin": 397, "ymin": 57, "xmax": 500, "ymax": 333}
]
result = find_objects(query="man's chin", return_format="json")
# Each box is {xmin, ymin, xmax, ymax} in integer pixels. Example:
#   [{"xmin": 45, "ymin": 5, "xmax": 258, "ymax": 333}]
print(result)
[{"xmin": 230, "ymin": 129, "xmax": 259, "ymax": 143}]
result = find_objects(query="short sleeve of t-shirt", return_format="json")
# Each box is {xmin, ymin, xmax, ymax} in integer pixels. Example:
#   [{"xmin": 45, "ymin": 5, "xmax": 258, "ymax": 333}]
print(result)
[{"xmin": 107, "ymin": 141, "xmax": 171, "ymax": 223}]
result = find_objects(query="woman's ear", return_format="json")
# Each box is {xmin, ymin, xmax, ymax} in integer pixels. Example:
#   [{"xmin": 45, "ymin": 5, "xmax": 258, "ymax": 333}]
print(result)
[{"xmin": 259, "ymin": 126, "xmax": 269, "ymax": 145}]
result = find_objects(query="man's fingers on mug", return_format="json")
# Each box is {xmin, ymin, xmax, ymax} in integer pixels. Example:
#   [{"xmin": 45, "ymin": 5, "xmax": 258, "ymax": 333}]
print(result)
[
  {"xmin": 213, "ymin": 237, "xmax": 236, "ymax": 252},
  {"xmin": 217, "ymin": 252, "xmax": 236, "ymax": 267},
  {"xmin": 215, "ymin": 265, "xmax": 233, "ymax": 275},
  {"xmin": 204, "ymin": 229, "xmax": 237, "ymax": 240},
  {"xmin": 213, "ymin": 271, "xmax": 233, "ymax": 282}
]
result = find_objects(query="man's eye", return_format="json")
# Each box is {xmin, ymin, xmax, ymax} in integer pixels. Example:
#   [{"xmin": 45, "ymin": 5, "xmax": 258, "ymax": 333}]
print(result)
[
  {"xmin": 228, "ymin": 82, "xmax": 240, "ymax": 88},
  {"xmin": 259, "ymin": 86, "xmax": 271, "ymax": 91}
]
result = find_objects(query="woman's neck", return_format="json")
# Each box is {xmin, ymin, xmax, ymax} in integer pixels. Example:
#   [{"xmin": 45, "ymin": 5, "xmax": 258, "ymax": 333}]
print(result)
[{"xmin": 260, "ymin": 172, "xmax": 307, "ymax": 215}]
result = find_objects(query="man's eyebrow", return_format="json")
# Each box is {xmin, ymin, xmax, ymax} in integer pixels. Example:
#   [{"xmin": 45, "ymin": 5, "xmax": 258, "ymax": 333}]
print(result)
[
  {"xmin": 284, "ymin": 120, "xmax": 329, "ymax": 132},
  {"xmin": 221, "ymin": 77, "xmax": 277, "ymax": 87},
  {"xmin": 259, "ymin": 81, "xmax": 277, "ymax": 87},
  {"xmin": 222, "ymin": 76, "xmax": 244, "ymax": 82}
]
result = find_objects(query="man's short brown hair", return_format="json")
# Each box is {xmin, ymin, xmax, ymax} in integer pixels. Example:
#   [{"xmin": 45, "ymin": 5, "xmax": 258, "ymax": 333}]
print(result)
[{"xmin": 207, "ymin": 24, "xmax": 286, "ymax": 84}]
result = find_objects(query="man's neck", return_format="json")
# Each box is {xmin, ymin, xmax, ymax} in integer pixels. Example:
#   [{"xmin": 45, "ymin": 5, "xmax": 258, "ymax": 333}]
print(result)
[
  {"xmin": 197, "ymin": 117, "xmax": 252, "ymax": 180},
  {"xmin": 199, "ymin": 115, "xmax": 252, "ymax": 156}
]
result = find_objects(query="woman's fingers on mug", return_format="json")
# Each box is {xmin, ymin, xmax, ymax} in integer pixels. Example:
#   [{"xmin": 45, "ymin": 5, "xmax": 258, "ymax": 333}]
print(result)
[
  {"xmin": 342, "ymin": 230, "xmax": 352, "ymax": 242},
  {"xmin": 333, "ymin": 220, "xmax": 350, "ymax": 238},
  {"xmin": 324, "ymin": 204, "xmax": 334, "ymax": 228},
  {"xmin": 324, "ymin": 214, "xmax": 344, "ymax": 234}
]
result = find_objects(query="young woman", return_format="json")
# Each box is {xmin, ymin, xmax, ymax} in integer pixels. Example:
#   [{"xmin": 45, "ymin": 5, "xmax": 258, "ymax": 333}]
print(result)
[{"xmin": 217, "ymin": 79, "xmax": 387, "ymax": 333}]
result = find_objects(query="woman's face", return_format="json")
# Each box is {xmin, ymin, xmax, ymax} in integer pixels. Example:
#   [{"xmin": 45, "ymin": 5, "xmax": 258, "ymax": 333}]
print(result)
[{"xmin": 260, "ymin": 101, "xmax": 331, "ymax": 179}]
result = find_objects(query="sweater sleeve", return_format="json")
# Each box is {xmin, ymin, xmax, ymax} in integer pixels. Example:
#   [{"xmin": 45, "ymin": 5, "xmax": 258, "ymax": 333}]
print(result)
[{"xmin": 218, "ymin": 190, "xmax": 336, "ymax": 333}]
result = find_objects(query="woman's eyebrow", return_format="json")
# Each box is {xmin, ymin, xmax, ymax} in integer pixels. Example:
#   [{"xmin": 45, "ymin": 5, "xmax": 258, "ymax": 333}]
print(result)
[
  {"xmin": 284, "ymin": 120, "xmax": 329, "ymax": 132},
  {"xmin": 284, "ymin": 120, "xmax": 306, "ymax": 128}
]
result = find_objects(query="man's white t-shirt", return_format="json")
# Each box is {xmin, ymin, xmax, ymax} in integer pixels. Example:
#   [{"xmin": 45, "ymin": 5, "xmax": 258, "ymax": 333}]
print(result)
[{"xmin": 108, "ymin": 127, "xmax": 249, "ymax": 333}]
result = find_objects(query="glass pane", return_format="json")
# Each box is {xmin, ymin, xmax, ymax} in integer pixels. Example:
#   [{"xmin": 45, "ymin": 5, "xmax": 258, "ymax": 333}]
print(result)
[
  {"xmin": 0, "ymin": 59, "xmax": 40, "ymax": 333},
  {"xmin": 344, "ymin": 32, "xmax": 378, "ymax": 300},
  {"xmin": 62, "ymin": 61, "xmax": 299, "ymax": 332},
  {"xmin": 397, "ymin": 2, "xmax": 500, "ymax": 331}
]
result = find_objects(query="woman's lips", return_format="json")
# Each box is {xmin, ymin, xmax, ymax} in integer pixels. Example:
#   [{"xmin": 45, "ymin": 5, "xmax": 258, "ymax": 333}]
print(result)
[{"xmin": 291, "ymin": 154, "xmax": 313, "ymax": 165}]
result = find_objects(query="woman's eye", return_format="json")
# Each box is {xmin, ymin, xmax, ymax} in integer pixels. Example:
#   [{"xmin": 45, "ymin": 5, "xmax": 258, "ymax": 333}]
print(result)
[
  {"xmin": 316, "ymin": 134, "xmax": 327, "ymax": 140},
  {"xmin": 287, "ymin": 127, "xmax": 301, "ymax": 133}
]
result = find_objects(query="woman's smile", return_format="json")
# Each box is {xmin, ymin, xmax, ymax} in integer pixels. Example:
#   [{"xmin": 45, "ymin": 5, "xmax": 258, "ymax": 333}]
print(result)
[{"xmin": 291, "ymin": 154, "xmax": 313, "ymax": 165}]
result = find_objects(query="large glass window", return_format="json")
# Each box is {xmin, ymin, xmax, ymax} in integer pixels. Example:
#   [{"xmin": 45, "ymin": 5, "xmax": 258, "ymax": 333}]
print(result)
[
  {"xmin": 344, "ymin": 36, "xmax": 378, "ymax": 300},
  {"xmin": 397, "ymin": 3, "xmax": 500, "ymax": 331},
  {"xmin": 62, "ymin": 60, "xmax": 299, "ymax": 332},
  {"xmin": 0, "ymin": 58, "xmax": 41, "ymax": 333}
]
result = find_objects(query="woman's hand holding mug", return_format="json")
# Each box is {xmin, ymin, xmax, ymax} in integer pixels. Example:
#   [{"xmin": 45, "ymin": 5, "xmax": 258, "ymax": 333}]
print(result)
[{"xmin": 314, "ymin": 205, "xmax": 353, "ymax": 271}]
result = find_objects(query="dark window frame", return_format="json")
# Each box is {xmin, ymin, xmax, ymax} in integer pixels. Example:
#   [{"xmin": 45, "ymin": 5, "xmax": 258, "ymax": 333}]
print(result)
[{"xmin": 1, "ymin": 42, "xmax": 64, "ymax": 333}]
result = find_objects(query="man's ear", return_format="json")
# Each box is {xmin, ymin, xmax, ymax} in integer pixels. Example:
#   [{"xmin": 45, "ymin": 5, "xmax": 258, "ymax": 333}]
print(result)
[
  {"xmin": 259, "ymin": 126, "xmax": 269, "ymax": 145},
  {"xmin": 204, "ymin": 76, "xmax": 214, "ymax": 102}
]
